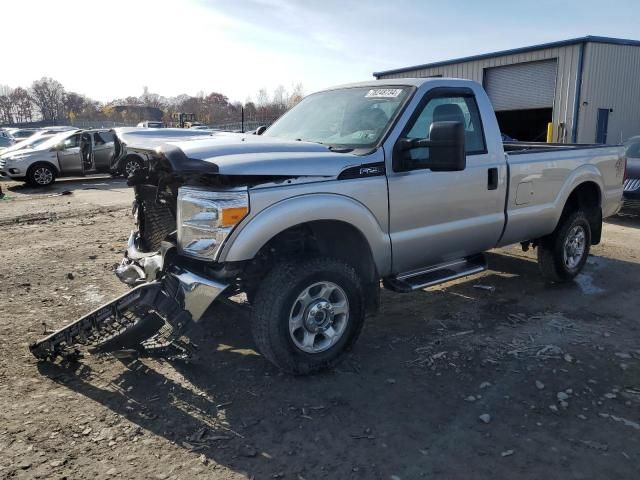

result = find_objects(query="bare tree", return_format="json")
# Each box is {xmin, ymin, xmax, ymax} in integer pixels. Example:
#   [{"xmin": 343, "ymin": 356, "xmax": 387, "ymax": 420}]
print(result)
[
  {"xmin": 141, "ymin": 87, "xmax": 167, "ymax": 110},
  {"xmin": 30, "ymin": 77, "xmax": 65, "ymax": 122},
  {"xmin": 272, "ymin": 85, "xmax": 288, "ymax": 109},
  {"xmin": 256, "ymin": 88, "xmax": 269, "ymax": 107},
  {"xmin": 63, "ymin": 92, "xmax": 88, "ymax": 122},
  {"xmin": 0, "ymin": 84, "xmax": 13, "ymax": 97},
  {"xmin": 0, "ymin": 95, "xmax": 13, "ymax": 124},
  {"xmin": 10, "ymin": 88, "xmax": 33, "ymax": 123}
]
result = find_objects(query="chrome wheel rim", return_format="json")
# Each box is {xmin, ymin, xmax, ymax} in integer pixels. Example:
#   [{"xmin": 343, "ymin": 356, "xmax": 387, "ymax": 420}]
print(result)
[
  {"xmin": 125, "ymin": 160, "xmax": 140, "ymax": 176},
  {"xmin": 33, "ymin": 167, "xmax": 53, "ymax": 185},
  {"xmin": 289, "ymin": 281, "xmax": 349, "ymax": 354},
  {"xmin": 563, "ymin": 225, "xmax": 586, "ymax": 270}
]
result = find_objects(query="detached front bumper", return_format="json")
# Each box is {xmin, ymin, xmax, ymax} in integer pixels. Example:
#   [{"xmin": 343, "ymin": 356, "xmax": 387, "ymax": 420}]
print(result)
[{"xmin": 30, "ymin": 234, "xmax": 228, "ymax": 360}]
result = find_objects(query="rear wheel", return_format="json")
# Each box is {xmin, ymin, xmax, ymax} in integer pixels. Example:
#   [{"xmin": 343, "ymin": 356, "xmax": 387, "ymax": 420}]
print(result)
[
  {"xmin": 538, "ymin": 210, "xmax": 591, "ymax": 282},
  {"xmin": 251, "ymin": 257, "xmax": 366, "ymax": 374},
  {"xmin": 27, "ymin": 163, "xmax": 56, "ymax": 187}
]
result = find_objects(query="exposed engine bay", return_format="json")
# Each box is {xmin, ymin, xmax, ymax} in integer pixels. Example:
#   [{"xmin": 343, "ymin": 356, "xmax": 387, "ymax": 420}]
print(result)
[{"xmin": 29, "ymin": 150, "xmax": 296, "ymax": 362}]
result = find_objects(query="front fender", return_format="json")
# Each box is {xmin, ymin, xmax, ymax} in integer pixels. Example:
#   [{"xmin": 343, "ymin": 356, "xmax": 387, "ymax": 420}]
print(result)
[{"xmin": 218, "ymin": 193, "xmax": 391, "ymax": 276}]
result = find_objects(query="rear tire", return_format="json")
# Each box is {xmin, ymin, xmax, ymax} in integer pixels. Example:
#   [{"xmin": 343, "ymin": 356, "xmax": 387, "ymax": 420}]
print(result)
[
  {"xmin": 27, "ymin": 163, "xmax": 56, "ymax": 187},
  {"xmin": 537, "ymin": 210, "xmax": 591, "ymax": 282},
  {"xmin": 251, "ymin": 257, "xmax": 366, "ymax": 375}
]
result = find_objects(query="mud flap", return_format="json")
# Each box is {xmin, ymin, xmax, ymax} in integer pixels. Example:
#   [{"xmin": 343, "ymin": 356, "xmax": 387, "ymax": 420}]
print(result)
[{"xmin": 30, "ymin": 277, "xmax": 191, "ymax": 361}]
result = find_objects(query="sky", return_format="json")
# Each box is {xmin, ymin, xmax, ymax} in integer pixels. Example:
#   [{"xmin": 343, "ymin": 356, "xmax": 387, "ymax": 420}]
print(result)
[{"xmin": 2, "ymin": 0, "xmax": 639, "ymax": 103}]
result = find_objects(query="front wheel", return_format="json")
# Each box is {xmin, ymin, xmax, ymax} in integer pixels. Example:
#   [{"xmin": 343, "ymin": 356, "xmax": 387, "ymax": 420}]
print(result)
[
  {"xmin": 122, "ymin": 156, "xmax": 143, "ymax": 177},
  {"xmin": 538, "ymin": 210, "xmax": 591, "ymax": 282},
  {"xmin": 251, "ymin": 258, "xmax": 366, "ymax": 374},
  {"xmin": 27, "ymin": 163, "xmax": 56, "ymax": 187}
]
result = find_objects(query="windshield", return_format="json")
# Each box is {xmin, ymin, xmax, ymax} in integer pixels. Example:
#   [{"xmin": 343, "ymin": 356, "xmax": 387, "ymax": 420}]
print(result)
[
  {"xmin": 1, "ymin": 134, "xmax": 53, "ymax": 154},
  {"xmin": 263, "ymin": 86, "xmax": 412, "ymax": 148},
  {"xmin": 37, "ymin": 131, "xmax": 78, "ymax": 150}
]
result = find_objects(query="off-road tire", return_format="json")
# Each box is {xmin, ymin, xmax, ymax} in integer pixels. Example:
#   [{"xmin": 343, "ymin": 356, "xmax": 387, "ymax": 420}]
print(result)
[
  {"xmin": 538, "ymin": 210, "xmax": 591, "ymax": 282},
  {"xmin": 26, "ymin": 163, "xmax": 56, "ymax": 187},
  {"xmin": 251, "ymin": 257, "xmax": 366, "ymax": 375}
]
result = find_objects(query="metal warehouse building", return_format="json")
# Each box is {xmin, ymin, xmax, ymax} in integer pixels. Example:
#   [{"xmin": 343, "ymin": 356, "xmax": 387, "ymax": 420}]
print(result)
[{"xmin": 374, "ymin": 36, "xmax": 640, "ymax": 144}]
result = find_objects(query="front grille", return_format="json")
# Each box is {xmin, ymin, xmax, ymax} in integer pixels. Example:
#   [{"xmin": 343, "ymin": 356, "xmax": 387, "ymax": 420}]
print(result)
[
  {"xmin": 136, "ymin": 185, "xmax": 176, "ymax": 251},
  {"xmin": 0, "ymin": 158, "xmax": 6, "ymax": 169},
  {"xmin": 624, "ymin": 178, "xmax": 640, "ymax": 192}
]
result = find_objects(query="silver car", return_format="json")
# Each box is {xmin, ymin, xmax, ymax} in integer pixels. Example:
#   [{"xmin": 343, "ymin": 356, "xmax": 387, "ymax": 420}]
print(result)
[{"xmin": 0, "ymin": 129, "xmax": 116, "ymax": 186}]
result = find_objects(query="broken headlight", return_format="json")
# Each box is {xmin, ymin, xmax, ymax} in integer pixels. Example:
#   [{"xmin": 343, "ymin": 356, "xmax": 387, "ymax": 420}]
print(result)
[{"xmin": 177, "ymin": 187, "xmax": 249, "ymax": 261}]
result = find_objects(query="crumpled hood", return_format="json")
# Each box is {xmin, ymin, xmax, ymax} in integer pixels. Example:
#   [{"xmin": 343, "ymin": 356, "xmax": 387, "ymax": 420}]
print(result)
[
  {"xmin": 172, "ymin": 134, "xmax": 363, "ymax": 177},
  {"xmin": 118, "ymin": 129, "xmax": 365, "ymax": 177}
]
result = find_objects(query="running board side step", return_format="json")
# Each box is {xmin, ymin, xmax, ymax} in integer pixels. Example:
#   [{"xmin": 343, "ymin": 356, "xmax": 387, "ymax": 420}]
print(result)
[{"xmin": 383, "ymin": 254, "xmax": 487, "ymax": 293}]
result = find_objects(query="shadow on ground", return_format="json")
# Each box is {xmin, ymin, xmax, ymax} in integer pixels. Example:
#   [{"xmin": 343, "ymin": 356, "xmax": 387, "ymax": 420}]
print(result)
[
  {"xmin": 4, "ymin": 174, "xmax": 127, "ymax": 196},
  {"xmin": 37, "ymin": 250, "xmax": 640, "ymax": 479},
  {"xmin": 606, "ymin": 206, "xmax": 640, "ymax": 228}
]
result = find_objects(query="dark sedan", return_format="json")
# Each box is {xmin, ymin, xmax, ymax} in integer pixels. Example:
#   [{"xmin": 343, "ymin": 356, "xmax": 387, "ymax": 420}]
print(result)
[{"xmin": 624, "ymin": 136, "xmax": 640, "ymax": 204}]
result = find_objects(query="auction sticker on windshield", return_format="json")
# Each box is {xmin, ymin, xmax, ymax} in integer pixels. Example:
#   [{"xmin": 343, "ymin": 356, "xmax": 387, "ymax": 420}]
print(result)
[{"xmin": 365, "ymin": 88, "xmax": 403, "ymax": 98}]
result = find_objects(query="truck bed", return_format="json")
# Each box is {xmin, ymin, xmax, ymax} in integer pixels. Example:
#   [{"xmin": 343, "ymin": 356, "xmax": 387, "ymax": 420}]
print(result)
[{"xmin": 503, "ymin": 141, "xmax": 619, "ymax": 154}]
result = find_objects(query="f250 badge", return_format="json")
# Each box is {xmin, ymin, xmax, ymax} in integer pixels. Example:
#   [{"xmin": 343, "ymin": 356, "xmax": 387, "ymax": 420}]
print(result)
[
  {"xmin": 615, "ymin": 158, "xmax": 625, "ymax": 178},
  {"xmin": 360, "ymin": 166, "xmax": 384, "ymax": 176}
]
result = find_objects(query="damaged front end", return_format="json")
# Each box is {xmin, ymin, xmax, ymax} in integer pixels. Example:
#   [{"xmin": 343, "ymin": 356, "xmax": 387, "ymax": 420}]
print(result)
[{"xmin": 30, "ymin": 151, "xmax": 233, "ymax": 361}]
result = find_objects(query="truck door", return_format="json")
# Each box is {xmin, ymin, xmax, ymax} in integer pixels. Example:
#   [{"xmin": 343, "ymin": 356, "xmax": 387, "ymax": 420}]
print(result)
[
  {"xmin": 386, "ymin": 87, "xmax": 507, "ymax": 274},
  {"xmin": 56, "ymin": 133, "xmax": 83, "ymax": 175}
]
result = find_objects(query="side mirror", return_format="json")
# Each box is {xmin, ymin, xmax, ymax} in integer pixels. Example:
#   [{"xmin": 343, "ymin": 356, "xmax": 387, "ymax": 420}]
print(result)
[
  {"xmin": 395, "ymin": 121, "xmax": 466, "ymax": 172},
  {"xmin": 426, "ymin": 121, "xmax": 466, "ymax": 172},
  {"xmin": 254, "ymin": 125, "xmax": 267, "ymax": 135}
]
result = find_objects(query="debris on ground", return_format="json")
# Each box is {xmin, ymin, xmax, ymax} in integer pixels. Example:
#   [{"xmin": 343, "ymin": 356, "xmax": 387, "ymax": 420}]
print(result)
[{"xmin": 478, "ymin": 414, "xmax": 491, "ymax": 424}]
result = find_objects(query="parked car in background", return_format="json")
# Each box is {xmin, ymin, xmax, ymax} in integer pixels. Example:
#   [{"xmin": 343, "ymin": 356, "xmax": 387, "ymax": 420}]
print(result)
[
  {"xmin": 136, "ymin": 121, "xmax": 165, "ymax": 128},
  {"xmin": 5, "ymin": 128, "xmax": 37, "ymax": 142},
  {"xmin": 0, "ymin": 129, "xmax": 115, "ymax": 186},
  {"xmin": 189, "ymin": 125, "xmax": 212, "ymax": 130},
  {"xmin": 0, "ymin": 134, "xmax": 53, "ymax": 157},
  {"xmin": 0, "ymin": 136, "xmax": 15, "ymax": 153},
  {"xmin": 623, "ymin": 136, "xmax": 640, "ymax": 203}
]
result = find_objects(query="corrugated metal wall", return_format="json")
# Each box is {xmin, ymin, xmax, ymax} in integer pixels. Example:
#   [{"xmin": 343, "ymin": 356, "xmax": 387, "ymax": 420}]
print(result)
[
  {"xmin": 378, "ymin": 45, "xmax": 582, "ymax": 142},
  {"xmin": 578, "ymin": 43, "xmax": 640, "ymax": 144}
]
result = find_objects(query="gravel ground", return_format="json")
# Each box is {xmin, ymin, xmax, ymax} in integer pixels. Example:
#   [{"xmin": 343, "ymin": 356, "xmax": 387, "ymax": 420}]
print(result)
[{"xmin": 1, "ymin": 178, "xmax": 639, "ymax": 479}]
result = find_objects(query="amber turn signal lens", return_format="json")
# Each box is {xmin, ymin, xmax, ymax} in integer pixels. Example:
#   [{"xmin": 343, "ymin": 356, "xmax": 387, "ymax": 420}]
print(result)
[{"xmin": 220, "ymin": 206, "xmax": 248, "ymax": 227}]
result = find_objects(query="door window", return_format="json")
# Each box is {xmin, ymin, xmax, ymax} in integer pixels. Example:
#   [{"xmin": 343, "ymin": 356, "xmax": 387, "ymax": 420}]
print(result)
[
  {"xmin": 405, "ymin": 94, "xmax": 486, "ymax": 163},
  {"xmin": 62, "ymin": 134, "xmax": 80, "ymax": 149},
  {"xmin": 94, "ymin": 132, "xmax": 113, "ymax": 145}
]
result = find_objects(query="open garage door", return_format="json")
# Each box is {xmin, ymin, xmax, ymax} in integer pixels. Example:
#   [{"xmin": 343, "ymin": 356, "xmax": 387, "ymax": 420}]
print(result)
[{"xmin": 484, "ymin": 59, "xmax": 557, "ymax": 141}]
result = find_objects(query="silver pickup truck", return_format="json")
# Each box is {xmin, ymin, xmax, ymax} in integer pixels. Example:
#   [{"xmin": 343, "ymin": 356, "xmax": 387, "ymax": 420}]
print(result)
[{"xmin": 31, "ymin": 78, "xmax": 625, "ymax": 374}]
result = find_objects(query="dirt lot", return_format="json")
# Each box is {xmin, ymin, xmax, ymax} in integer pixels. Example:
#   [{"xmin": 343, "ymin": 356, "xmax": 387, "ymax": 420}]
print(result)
[{"xmin": 1, "ymin": 178, "xmax": 639, "ymax": 480}]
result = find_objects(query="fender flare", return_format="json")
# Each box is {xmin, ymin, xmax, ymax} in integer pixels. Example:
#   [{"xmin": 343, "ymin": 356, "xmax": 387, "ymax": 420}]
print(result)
[
  {"xmin": 550, "ymin": 164, "xmax": 604, "ymax": 227},
  {"xmin": 219, "ymin": 193, "xmax": 391, "ymax": 275}
]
